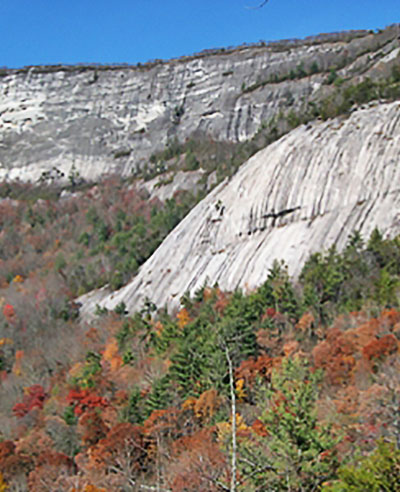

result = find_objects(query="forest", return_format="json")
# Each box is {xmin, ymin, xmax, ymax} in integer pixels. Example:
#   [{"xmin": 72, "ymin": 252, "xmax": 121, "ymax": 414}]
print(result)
[{"xmin": 1, "ymin": 175, "xmax": 400, "ymax": 490}]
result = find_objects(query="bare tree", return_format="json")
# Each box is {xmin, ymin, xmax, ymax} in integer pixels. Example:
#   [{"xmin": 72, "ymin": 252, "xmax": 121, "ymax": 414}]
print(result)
[{"xmin": 224, "ymin": 345, "xmax": 237, "ymax": 492}]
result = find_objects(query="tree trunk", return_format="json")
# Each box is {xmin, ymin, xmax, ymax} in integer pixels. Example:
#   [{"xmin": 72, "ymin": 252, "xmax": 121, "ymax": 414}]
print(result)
[{"xmin": 225, "ymin": 346, "xmax": 236, "ymax": 492}]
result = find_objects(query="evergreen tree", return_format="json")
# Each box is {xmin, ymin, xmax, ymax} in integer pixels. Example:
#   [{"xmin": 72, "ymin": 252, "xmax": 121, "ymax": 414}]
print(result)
[{"xmin": 238, "ymin": 357, "xmax": 340, "ymax": 491}]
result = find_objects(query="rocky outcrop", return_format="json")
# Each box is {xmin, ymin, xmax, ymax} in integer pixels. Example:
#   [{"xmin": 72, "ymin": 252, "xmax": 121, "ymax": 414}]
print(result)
[
  {"xmin": 79, "ymin": 101, "xmax": 400, "ymax": 315},
  {"xmin": 1, "ymin": 26, "xmax": 399, "ymax": 183}
]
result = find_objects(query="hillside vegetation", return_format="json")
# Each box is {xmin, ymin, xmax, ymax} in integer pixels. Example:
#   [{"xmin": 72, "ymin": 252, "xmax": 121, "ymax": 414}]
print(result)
[{"xmin": 2, "ymin": 197, "xmax": 400, "ymax": 490}]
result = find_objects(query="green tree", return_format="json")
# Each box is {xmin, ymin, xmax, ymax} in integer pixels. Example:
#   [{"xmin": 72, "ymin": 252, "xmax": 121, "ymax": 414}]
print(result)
[
  {"xmin": 238, "ymin": 357, "xmax": 340, "ymax": 491},
  {"xmin": 323, "ymin": 440, "xmax": 400, "ymax": 492},
  {"xmin": 300, "ymin": 246, "xmax": 345, "ymax": 322}
]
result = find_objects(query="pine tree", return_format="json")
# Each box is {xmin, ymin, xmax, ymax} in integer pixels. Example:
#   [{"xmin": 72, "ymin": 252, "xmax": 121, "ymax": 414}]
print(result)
[
  {"xmin": 145, "ymin": 375, "xmax": 172, "ymax": 417},
  {"xmin": 238, "ymin": 357, "xmax": 340, "ymax": 491}
]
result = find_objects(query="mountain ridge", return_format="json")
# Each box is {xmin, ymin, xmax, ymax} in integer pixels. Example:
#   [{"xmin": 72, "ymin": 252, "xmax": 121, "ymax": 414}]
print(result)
[{"xmin": 0, "ymin": 24, "xmax": 399, "ymax": 184}]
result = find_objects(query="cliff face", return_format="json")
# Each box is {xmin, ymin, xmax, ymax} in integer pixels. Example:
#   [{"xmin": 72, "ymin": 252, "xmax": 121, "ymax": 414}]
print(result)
[
  {"xmin": 79, "ymin": 100, "xmax": 400, "ymax": 314},
  {"xmin": 0, "ymin": 26, "xmax": 399, "ymax": 182},
  {"xmin": 2, "ymin": 25, "xmax": 400, "ymax": 315}
]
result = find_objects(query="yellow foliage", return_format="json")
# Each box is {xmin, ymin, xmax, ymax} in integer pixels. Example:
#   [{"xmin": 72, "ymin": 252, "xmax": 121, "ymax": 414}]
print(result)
[
  {"xmin": 12, "ymin": 274, "xmax": 24, "ymax": 283},
  {"xmin": 182, "ymin": 397, "xmax": 197, "ymax": 411},
  {"xmin": 0, "ymin": 337, "xmax": 13, "ymax": 347},
  {"xmin": 203, "ymin": 287, "xmax": 213, "ymax": 301},
  {"xmin": 102, "ymin": 337, "xmax": 123, "ymax": 371},
  {"xmin": 296, "ymin": 312, "xmax": 315, "ymax": 333},
  {"xmin": 153, "ymin": 320, "xmax": 164, "ymax": 337},
  {"xmin": 177, "ymin": 308, "xmax": 190, "ymax": 329},
  {"xmin": 69, "ymin": 361, "xmax": 84, "ymax": 378},
  {"xmin": 235, "ymin": 378, "xmax": 246, "ymax": 401},
  {"xmin": 110, "ymin": 356, "xmax": 123, "ymax": 371},
  {"xmin": 216, "ymin": 413, "xmax": 248, "ymax": 442},
  {"xmin": 12, "ymin": 350, "xmax": 24, "ymax": 376},
  {"xmin": 0, "ymin": 472, "xmax": 8, "ymax": 492},
  {"xmin": 71, "ymin": 486, "xmax": 106, "ymax": 492},
  {"xmin": 194, "ymin": 388, "xmax": 220, "ymax": 421}
]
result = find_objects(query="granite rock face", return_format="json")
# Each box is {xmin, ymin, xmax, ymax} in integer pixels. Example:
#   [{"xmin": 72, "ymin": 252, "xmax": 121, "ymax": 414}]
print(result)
[
  {"xmin": 79, "ymin": 101, "xmax": 400, "ymax": 315},
  {"xmin": 1, "ymin": 26, "xmax": 399, "ymax": 183}
]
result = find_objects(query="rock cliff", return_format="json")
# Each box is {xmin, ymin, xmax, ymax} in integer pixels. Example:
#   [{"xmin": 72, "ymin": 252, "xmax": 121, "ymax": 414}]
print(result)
[
  {"xmin": 1, "ymin": 26, "xmax": 399, "ymax": 182},
  {"xmin": 79, "ymin": 100, "xmax": 400, "ymax": 314}
]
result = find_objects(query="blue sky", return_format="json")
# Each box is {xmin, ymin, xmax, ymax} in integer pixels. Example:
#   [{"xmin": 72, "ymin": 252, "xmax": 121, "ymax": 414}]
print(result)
[{"xmin": 1, "ymin": 0, "xmax": 398, "ymax": 68}]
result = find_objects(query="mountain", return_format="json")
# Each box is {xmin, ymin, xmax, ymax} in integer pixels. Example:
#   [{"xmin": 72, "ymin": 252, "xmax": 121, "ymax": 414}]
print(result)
[
  {"xmin": 3, "ymin": 25, "xmax": 400, "ymax": 492},
  {"xmin": 79, "ymin": 100, "xmax": 400, "ymax": 315},
  {"xmin": 0, "ymin": 25, "xmax": 399, "ymax": 183}
]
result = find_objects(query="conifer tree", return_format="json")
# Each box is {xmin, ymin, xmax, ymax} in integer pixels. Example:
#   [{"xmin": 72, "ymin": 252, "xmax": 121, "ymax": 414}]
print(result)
[{"xmin": 238, "ymin": 357, "xmax": 340, "ymax": 491}]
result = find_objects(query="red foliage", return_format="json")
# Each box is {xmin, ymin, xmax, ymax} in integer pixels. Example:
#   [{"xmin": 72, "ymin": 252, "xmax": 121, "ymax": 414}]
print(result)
[
  {"xmin": 264, "ymin": 307, "xmax": 277, "ymax": 318},
  {"xmin": 313, "ymin": 327, "xmax": 356, "ymax": 385},
  {"xmin": 144, "ymin": 407, "xmax": 181, "ymax": 441},
  {"xmin": 0, "ymin": 440, "xmax": 15, "ymax": 462},
  {"xmin": 34, "ymin": 287, "xmax": 47, "ymax": 308},
  {"xmin": 27, "ymin": 234, "xmax": 47, "ymax": 253},
  {"xmin": 235, "ymin": 354, "xmax": 274, "ymax": 387},
  {"xmin": 214, "ymin": 289, "xmax": 229, "ymax": 315},
  {"xmin": 345, "ymin": 319, "xmax": 380, "ymax": 352},
  {"xmin": 380, "ymin": 308, "xmax": 400, "ymax": 327},
  {"xmin": 78, "ymin": 410, "xmax": 108, "ymax": 446},
  {"xmin": 252, "ymin": 419, "xmax": 268, "ymax": 437},
  {"xmin": 89, "ymin": 423, "xmax": 147, "ymax": 475},
  {"xmin": 12, "ymin": 384, "xmax": 47, "ymax": 418},
  {"xmin": 67, "ymin": 389, "xmax": 109, "ymax": 416},
  {"xmin": 362, "ymin": 334, "xmax": 398, "ymax": 362},
  {"xmin": 2, "ymin": 303, "xmax": 15, "ymax": 320},
  {"xmin": 0, "ymin": 200, "xmax": 19, "ymax": 228},
  {"xmin": 168, "ymin": 428, "xmax": 227, "ymax": 492},
  {"xmin": 0, "ymin": 440, "xmax": 33, "ymax": 481},
  {"xmin": 15, "ymin": 428, "xmax": 54, "ymax": 462}
]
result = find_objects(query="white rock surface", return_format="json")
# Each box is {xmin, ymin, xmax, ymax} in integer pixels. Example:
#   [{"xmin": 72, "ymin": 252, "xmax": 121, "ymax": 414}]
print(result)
[
  {"xmin": 1, "ymin": 26, "xmax": 399, "ymax": 183},
  {"xmin": 80, "ymin": 101, "xmax": 400, "ymax": 315}
]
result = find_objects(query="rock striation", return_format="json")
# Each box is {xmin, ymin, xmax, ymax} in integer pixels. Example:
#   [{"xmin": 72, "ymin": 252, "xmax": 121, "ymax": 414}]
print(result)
[
  {"xmin": 80, "ymin": 101, "xmax": 400, "ymax": 315},
  {"xmin": 0, "ymin": 26, "xmax": 399, "ymax": 182}
]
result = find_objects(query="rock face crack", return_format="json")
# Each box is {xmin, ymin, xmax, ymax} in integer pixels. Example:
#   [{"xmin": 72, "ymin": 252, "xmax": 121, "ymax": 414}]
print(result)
[{"xmin": 261, "ymin": 206, "xmax": 301, "ymax": 227}]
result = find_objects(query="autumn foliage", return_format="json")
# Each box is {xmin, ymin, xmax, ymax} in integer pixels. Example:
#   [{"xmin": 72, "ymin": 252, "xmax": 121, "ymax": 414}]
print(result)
[
  {"xmin": 66, "ymin": 388, "xmax": 108, "ymax": 416},
  {"xmin": 362, "ymin": 334, "xmax": 398, "ymax": 361},
  {"xmin": 88, "ymin": 423, "xmax": 147, "ymax": 475},
  {"xmin": 2, "ymin": 205, "xmax": 400, "ymax": 490},
  {"xmin": 2, "ymin": 304, "xmax": 14, "ymax": 321},
  {"xmin": 12, "ymin": 384, "xmax": 47, "ymax": 418},
  {"xmin": 168, "ymin": 429, "xmax": 227, "ymax": 492}
]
